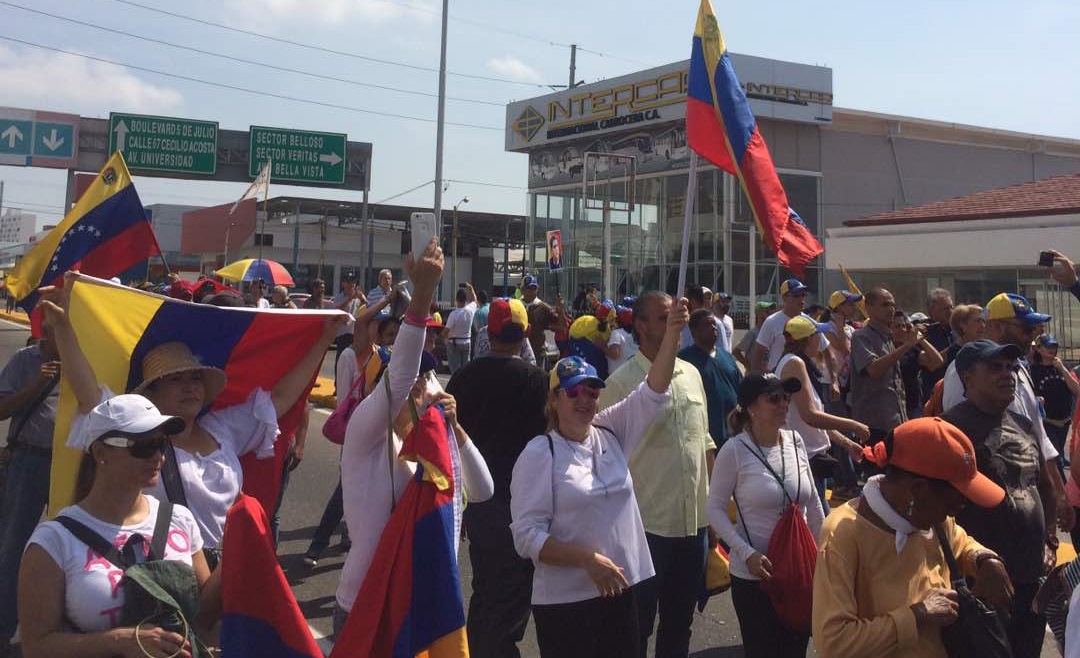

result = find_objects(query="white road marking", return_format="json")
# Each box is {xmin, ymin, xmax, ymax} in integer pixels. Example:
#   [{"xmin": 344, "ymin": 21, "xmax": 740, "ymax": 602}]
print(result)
[
  {"xmin": 0, "ymin": 317, "xmax": 30, "ymax": 331},
  {"xmin": 307, "ymin": 622, "xmax": 334, "ymax": 656}
]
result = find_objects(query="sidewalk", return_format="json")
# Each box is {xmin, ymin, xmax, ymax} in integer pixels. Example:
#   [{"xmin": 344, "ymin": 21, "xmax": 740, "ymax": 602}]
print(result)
[{"xmin": 0, "ymin": 310, "xmax": 30, "ymax": 326}]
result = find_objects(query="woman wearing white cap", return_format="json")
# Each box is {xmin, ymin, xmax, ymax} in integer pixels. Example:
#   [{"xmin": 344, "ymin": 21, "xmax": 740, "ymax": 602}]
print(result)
[
  {"xmin": 18, "ymin": 394, "xmax": 212, "ymax": 658},
  {"xmin": 40, "ymin": 285, "xmax": 344, "ymax": 565}
]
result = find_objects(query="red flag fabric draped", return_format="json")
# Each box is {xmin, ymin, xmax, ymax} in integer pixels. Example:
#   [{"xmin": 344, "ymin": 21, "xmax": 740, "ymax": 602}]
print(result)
[
  {"xmin": 686, "ymin": 0, "xmax": 823, "ymax": 275},
  {"xmin": 221, "ymin": 494, "xmax": 323, "ymax": 658},
  {"xmin": 331, "ymin": 405, "xmax": 469, "ymax": 658}
]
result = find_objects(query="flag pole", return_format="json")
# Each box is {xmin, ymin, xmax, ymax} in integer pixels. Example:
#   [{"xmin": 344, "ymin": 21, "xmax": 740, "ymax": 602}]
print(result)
[
  {"xmin": 257, "ymin": 159, "xmax": 271, "ymax": 263},
  {"xmin": 675, "ymin": 151, "xmax": 698, "ymax": 300}
]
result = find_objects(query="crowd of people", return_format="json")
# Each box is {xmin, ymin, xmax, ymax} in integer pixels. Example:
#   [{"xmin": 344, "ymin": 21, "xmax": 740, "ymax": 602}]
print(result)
[{"xmin": 2, "ymin": 243, "xmax": 1080, "ymax": 658}]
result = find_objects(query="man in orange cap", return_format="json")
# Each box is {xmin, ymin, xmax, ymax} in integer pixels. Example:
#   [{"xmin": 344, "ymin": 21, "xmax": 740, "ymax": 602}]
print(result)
[{"xmin": 942, "ymin": 339, "xmax": 1056, "ymax": 658}]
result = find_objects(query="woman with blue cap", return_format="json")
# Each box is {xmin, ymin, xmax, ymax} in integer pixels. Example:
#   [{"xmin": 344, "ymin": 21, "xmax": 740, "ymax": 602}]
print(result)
[{"xmin": 509, "ymin": 297, "xmax": 689, "ymax": 658}]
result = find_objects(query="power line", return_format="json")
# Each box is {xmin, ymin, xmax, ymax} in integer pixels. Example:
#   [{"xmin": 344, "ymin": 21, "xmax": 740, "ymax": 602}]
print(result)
[
  {"xmin": 0, "ymin": 2, "xmax": 504, "ymax": 107},
  {"xmin": 446, "ymin": 178, "xmax": 527, "ymax": 190},
  {"xmin": 100, "ymin": 0, "xmax": 551, "ymax": 89},
  {"xmin": 372, "ymin": 180, "xmax": 434, "ymax": 205},
  {"xmin": 0, "ymin": 36, "xmax": 503, "ymax": 131}
]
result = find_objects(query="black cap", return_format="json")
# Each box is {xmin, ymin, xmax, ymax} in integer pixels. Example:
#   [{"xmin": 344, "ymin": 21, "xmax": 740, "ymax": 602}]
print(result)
[
  {"xmin": 954, "ymin": 339, "xmax": 1023, "ymax": 373},
  {"xmin": 737, "ymin": 373, "xmax": 801, "ymax": 408}
]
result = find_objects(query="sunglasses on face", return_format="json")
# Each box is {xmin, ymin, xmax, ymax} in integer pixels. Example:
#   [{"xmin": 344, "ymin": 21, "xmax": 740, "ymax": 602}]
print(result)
[
  {"xmin": 563, "ymin": 384, "xmax": 601, "ymax": 400},
  {"xmin": 764, "ymin": 392, "xmax": 791, "ymax": 405},
  {"xmin": 101, "ymin": 435, "xmax": 169, "ymax": 459}
]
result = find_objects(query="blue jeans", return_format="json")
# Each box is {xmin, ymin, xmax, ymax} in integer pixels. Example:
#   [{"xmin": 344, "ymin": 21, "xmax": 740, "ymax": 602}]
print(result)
[
  {"xmin": 0, "ymin": 446, "xmax": 52, "ymax": 640},
  {"xmin": 446, "ymin": 340, "xmax": 471, "ymax": 374}
]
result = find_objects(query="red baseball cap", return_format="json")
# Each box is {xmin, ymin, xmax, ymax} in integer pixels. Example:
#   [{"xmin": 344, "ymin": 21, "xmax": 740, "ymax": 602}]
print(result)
[{"xmin": 864, "ymin": 417, "xmax": 1004, "ymax": 508}]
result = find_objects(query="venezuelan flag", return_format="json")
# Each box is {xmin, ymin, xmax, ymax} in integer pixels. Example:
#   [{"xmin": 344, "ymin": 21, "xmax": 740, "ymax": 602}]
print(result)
[
  {"xmin": 50, "ymin": 274, "xmax": 337, "ymax": 515},
  {"xmin": 221, "ymin": 494, "xmax": 323, "ymax": 658},
  {"xmin": 687, "ymin": 0, "xmax": 823, "ymax": 276},
  {"xmin": 7, "ymin": 152, "xmax": 160, "ymax": 310},
  {"xmin": 331, "ymin": 406, "xmax": 468, "ymax": 658}
]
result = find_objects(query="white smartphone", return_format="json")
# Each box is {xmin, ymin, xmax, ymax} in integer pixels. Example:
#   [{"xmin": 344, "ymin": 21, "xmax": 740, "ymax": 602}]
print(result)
[{"xmin": 410, "ymin": 212, "xmax": 437, "ymax": 256}]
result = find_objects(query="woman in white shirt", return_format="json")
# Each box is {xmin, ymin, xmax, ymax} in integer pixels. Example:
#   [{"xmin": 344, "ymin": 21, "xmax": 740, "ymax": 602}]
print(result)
[
  {"xmin": 707, "ymin": 372, "xmax": 825, "ymax": 658},
  {"xmin": 775, "ymin": 316, "xmax": 869, "ymax": 512},
  {"xmin": 334, "ymin": 239, "xmax": 494, "ymax": 637},
  {"xmin": 18, "ymin": 393, "xmax": 212, "ymax": 658},
  {"xmin": 509, "ymin": 297, "xmax": 688, "ymax": 658},
  {"xmin": 41, "ymin": 282, "xmax": 344, "ymax": 566}
]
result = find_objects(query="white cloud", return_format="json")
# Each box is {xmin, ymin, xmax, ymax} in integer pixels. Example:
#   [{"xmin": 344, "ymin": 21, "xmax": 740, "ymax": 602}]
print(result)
[
  {"xmin": 223, "ymin": 0, "xmax": 438, "ymax": 26},
  {"xmin": 0, "ymin": 45, "xmax": 182, "ymax": 115},
  {"xmin": 487, "ymin": 56, "xmax": 541, "ymax": 83}
]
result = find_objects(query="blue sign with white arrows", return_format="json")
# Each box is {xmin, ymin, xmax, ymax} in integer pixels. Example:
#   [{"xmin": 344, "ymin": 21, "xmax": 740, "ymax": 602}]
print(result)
[{"xmin": 0, "ymin": 107, "xmax": 80, "ymax": 168}]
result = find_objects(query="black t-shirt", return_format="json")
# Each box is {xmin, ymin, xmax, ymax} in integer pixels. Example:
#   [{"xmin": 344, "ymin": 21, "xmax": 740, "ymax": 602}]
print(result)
[
  {"xmin": 918, "ymin": 322, "xmax": 952, "ymax": 403},
  {"xmin": 941, "ymin": 401, "xmax": 1046, "ymax": 583},
  {"xmin": 899, "ymin": 347, "xmax": 922, "ymax": 418},
  {"xmin": 445, "ymin": 354, "xmax": 549, "ymax": 503},
  {"xmin": 1030, "ymin": 362, "xmax": 1076, "ymax": 422}
]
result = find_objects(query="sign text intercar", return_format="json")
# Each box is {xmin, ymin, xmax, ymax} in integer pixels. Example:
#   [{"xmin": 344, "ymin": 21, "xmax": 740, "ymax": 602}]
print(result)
[
  {"xmin": 108, "ymin": 112, "xmax": 218, "ymax": 175},
  {"xmin": 248, "ymin": 126, "xmax": 347, "ymax": 185}
]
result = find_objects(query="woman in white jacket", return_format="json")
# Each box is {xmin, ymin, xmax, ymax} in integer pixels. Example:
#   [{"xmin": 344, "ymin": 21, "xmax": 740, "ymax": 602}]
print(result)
[{"xmin": 509, "ymin": 298, "xmax": 688, "ymax": 658}]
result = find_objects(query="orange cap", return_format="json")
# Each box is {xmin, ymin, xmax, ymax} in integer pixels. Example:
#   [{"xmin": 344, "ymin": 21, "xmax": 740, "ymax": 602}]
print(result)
[{"xmin": 863, "ymin": 417, "xmax": 1004, "ymax": 508}]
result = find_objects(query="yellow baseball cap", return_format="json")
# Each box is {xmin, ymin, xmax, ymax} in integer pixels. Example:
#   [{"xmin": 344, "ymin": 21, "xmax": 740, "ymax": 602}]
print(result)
[
  {"xmin": 827, "ymin": 290, "xmax": 863, "ymax": 310},
  {"xmin": 784, "ymin": 315, "xmax": 830, "ymax": 341}
]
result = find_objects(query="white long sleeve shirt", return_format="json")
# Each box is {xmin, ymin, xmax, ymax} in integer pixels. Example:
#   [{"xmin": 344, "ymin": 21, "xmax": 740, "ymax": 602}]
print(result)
[
  {"xmin": 707, "ymin": 429, "xmax": 824, "ymax": 581},
  {"xmin": 510, "ymin": 381, "xmax": 668, "ymax": 605},
  {"xmin": 335, "ymin": 322, "xmax": 494, "ymax": 612}
]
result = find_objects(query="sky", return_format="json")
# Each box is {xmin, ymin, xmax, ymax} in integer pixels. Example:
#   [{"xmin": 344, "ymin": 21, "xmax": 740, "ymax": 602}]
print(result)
[{"xmin": 1, "ymin": 0, "xmax": 1079, "ymax": 228}]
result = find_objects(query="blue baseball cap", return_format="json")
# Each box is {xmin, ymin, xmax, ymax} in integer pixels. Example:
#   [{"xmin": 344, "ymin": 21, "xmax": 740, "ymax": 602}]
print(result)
[
  {"xmin": 780, "ymin": 278, "xmax": 808, "ymax": 296},
  {"xmin": 1037, "ymin": 334, "xmax": 1060, "ymax": 348},
  {"xmin": 522, "ymin": 275, "xmax": 539, "ymax": 289},
  {"xmin": 954, "ymin": 340, "xmax": 1023, "ymax": 374},
  {"xmin": 985, "ymin": 293, "xmax": 1050, "ymax": 326},
  {"xmin": 549, "ymin": 356, "xmax": 606, "ymax": 391}
]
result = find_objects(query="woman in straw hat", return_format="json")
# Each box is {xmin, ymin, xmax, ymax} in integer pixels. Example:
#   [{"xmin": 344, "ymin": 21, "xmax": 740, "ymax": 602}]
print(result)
[
  {"xmin": 40, "ymin": 282, "xmax": 345, "ymax": 567},
  {"xmin": 812, "ymin": 417, "xmax": 1013, "ymax": 658}
]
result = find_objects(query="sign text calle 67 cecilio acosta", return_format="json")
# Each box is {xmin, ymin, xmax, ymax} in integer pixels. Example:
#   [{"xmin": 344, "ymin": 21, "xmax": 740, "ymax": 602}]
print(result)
[
  {"xmin": 108, "ymin": 112, "xmax": 218, "ymax": 175},
  {"xmin": 249, "ymin": 126, "xmax": 347, "ymax": 185}
]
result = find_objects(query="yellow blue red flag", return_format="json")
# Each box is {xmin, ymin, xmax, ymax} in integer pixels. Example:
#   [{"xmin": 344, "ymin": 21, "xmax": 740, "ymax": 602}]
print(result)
[
  {"xmin": 6, "ymin": 152, "xmax": 160, "ymax": 309},
  {"xmin": 687, "ymin": 0, "xmax": 823, "ymax": 275},
  {"xmin": 49, "ymin": 274, "xmax": 335, "ymax": 515}
]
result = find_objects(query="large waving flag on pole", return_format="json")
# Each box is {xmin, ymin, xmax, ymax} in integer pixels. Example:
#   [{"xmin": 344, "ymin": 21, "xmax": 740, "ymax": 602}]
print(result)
[
  {"xmin": 687, "ymin": 0, "xmax": 823, "ymax": 275},
  {"xmin": 221, "ymin": 494, "xmax": 323, "ymax": 658},
  {"xmin": 50, "ymin": 274, "xmax": 340, "ymax": 515},
  {"xmin": 6, "ymin": 152, "xmax": 161, "ymax": 311},
  {"xmin": 331, "ymin": 406, "xmax": 469, "ymax": 658}
]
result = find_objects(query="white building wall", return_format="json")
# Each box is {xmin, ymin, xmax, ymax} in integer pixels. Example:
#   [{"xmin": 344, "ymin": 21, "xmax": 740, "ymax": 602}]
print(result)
[{"xmin": 0, "ymin": 210, "xmax": 38, "ymax": 244}]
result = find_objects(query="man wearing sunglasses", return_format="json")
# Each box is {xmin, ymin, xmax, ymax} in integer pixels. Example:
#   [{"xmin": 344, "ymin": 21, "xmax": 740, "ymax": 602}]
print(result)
[
  {"xmin": 943, "ymin": 340, "xmax": 1053, "ymax": 658},
  {"xmin": 751, "ymin": 278, "xmax": 828, "ymax": 374}
]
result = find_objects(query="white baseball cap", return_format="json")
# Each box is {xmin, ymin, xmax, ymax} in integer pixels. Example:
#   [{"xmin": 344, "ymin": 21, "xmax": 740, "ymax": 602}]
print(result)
[{"xmin": 69, "ymin": 394, "xmax": 185, "ymax": 452}]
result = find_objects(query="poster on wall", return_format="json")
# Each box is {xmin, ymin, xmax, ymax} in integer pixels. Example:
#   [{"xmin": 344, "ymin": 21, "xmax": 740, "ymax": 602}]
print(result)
[{"xmin": 546, "ymin": 230, "xmax": 563, "ymax": 272}]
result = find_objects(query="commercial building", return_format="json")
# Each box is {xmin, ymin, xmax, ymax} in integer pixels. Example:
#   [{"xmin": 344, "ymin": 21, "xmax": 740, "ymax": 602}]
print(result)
[
  {"xmin": 503, "ymin": 55, "xmax": 1080, "ymax": 326},
  {"xmin": 0, "ymin": 209, "xmax": 38, "ymax": 244}
]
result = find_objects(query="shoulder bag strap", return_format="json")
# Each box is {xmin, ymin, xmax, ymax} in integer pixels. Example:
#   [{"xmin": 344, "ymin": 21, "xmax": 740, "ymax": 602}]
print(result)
[
  {"xmin": 787, "ymin": 430, "xmax": 803, "ymax": 503},
  {"xmin": 148, "ymin": 501, "xmax": 174, "ymax": 561},
  {"xmin": 8, "ymin": 372, "xmax": 59, "ymax": 447},
  {"xmin": 161, "ymin": 442, "xmax": 189, "ymax": 508},
  {"xmin": 934, "ymin": 523, "xmax": 964, "ymax": 587},
  {"xmin": 55, "ymin": 515, "xmax": 129, "ymax": 569},
  {"xmin": 545, "ymin": 433, "xmax": 556, "ymax": 517},
  {"xmin": 738, "ymin": 438, "xmax": 794, "ymax": 505},
  {"xmin": 385, "ymin": 373, "xmax": 396, "ymax": 512}
]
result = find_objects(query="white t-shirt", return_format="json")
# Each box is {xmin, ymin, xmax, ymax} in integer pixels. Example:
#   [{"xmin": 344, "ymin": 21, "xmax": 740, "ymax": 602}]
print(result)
[
  {"xmin": 444, "ymin": 301, "xmax": 478, "ymax": 340},
  {"xmin": 606, "ymin": 327, "xmax": 637, "ymax": 375},
  {"xmin": 331, "ymin": 293, "xmax": 361, "ymax": 336},
  {"xmin": 255, "ymin": 298, "xmax": 270, "ymax": 309},
  {"xmin": 756, "ymin": 310, "xmax": 828, "ymax": 371},
  {"xmin": 70, "ymin": 388, "xmax": 279, "ymax": 549},
  {"xmin": 27, "ymin": 496, "xmax": 203, "ymax": 633},
  {"xmin": 719, "ymin": 314, "xmax": 734, "ymax": 352},
  {"xmin": 706, "ymin": 430, "xmax": 824, "ymax": 581},
  {"xmin": 941, "ymin": 361, "xmax": 1059, "ymax": 460},
  {"xmin": 775, "ymin": 354, "xmax": 830, "ymax": 457},
  {"xmin": 336, "ymin": 323, "xmax": 494, "ymax": 612},
  {"xmin": 510, "ymin": 382, "xmax": 669, "ymax": 605}
]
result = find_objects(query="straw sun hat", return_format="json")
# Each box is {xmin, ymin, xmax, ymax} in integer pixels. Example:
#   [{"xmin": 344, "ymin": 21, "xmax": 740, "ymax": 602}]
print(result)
[{"xmin": 132, "ymin": 342, "xmax": 227, "ymax": 403}]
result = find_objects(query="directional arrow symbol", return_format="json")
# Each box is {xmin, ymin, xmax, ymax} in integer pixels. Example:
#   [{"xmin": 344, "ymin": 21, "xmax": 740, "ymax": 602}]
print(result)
[
  {"xmin": 42, "ymin": 128, "xmax": 64, "ymax": 152},
  {"xmin": 1, "ymin": 125, "xmax": 23, "ymax": 149},
  {"xmin": 319, "ymin": 152, "xmax": 342, "ymax": 166},
  {"xmin": 114, "ymin": 120, "xmax": 129, "ymax": 152}
]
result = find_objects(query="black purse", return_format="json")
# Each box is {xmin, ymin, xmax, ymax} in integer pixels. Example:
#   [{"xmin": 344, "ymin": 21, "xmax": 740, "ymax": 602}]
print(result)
[{"xmin": 934, "ymin": 524, "xmax": 1013, "ymax": 658}]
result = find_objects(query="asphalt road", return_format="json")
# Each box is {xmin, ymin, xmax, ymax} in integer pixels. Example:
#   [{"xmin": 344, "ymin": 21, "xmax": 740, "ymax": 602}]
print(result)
[{"xmin": 0, "ymin": 318, "xmax": 1060, "ymax": 658}]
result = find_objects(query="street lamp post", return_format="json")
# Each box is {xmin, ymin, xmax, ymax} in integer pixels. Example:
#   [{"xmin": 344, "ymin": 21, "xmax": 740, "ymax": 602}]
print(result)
[{"xmin": 452, "ymin": 196, "xmax": 468, "ymax": 290}]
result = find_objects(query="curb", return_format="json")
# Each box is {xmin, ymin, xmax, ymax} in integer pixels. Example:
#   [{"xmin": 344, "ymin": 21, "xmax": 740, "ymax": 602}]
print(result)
[
  {"xmin": 0, "ymin": 311, "xmax": 31, "ymax": 327},
  {"xmin": 309, "ymin": 376, "xmax": 336, "ymax": 409}
]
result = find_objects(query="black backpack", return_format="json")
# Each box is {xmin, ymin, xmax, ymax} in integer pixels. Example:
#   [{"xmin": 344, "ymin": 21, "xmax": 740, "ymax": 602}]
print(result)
[{"xmin": 56, "ymin": 501, "xmax": 204, "ymax": 656}]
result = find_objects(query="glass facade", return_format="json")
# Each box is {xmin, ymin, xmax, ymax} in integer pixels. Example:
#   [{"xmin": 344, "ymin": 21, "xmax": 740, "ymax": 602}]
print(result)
[{"xmin": 526, "ymin": 168, "xmax": 823, "ymax": 328}]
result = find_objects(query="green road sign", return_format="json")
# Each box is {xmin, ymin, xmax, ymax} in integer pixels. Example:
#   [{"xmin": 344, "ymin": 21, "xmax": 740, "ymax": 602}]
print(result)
[
  {"xmin": 108, "ymin": 113, "xmax": 218, "ymax": 175},
  {"xmin": 249, "ymin": 126, "xmax": 347, "ymax": 184}
]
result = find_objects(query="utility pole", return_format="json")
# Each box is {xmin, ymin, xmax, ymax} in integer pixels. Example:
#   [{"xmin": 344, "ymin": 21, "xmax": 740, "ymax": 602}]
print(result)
[
  {"xmin": 433, "ymin": 0, "xmax": 449, "ymax": 249},
  {"xmin": 569, "ymin": 44, "xmax": 577, "ymax": 89}
]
